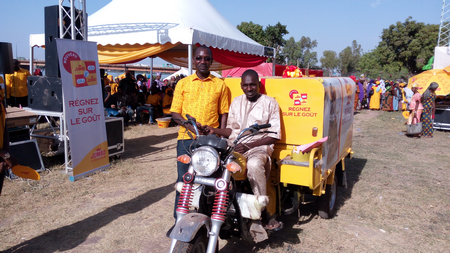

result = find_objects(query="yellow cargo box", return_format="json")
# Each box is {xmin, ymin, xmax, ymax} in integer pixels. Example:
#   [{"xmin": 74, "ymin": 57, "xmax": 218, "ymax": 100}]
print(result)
[{"xmin": 224, "ymin": 77, "xmax": 355, "ymax": 191}]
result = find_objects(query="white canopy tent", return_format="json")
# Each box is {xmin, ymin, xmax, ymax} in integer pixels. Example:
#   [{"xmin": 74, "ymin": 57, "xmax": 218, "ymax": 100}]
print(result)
[
  {"xmin": 30, "ymin": 0, "xmax": 273, "ymax": 74},
  {"xmin": 434, "ymin": 47, "xmax": 450, "ymax": 69}
]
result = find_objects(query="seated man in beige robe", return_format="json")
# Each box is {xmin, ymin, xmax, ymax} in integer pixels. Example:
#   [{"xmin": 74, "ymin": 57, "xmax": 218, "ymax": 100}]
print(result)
[{"xmin": 206, "ymin": 69, "xmax": 282, "ymax": 241}]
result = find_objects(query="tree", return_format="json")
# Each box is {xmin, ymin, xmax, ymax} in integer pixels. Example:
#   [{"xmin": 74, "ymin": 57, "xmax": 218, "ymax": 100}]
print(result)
[
  {"xmin": 298, "ymin": 36, "xmax": 318, "ymax": 68},
  {"xmin": 377, "ymin": 17, "xmax": 439, "ymax": 74},
  {"xmin": 338, "ymin": 40, "xmax": 362, "ymax": 76},
  {"xmin": 236, "ymin": 22, "xmax": 265, "ymax": 44},
  {"xmin": 282, "ymin": 36, "xmax": 318, "ymax": 68},
  {"xmin": 356, "ymin": 49, "xmax": 382, "ymax": 77},
  {"xmin": 320, "ymin": 50, "xmax": 339, "ymax": 77},
  {"xmin": 237, "ymin": 21, "xmax": 288, "ymax": 64},
  {"xmin": 282, "ymin": 37, "xmax": 301, "ymax": 65}
]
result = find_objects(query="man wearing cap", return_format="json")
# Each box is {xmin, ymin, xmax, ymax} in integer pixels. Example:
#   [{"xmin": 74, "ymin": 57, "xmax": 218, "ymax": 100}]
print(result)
[{"xmin": 169, "ymin": 45, "xmax": 230, "ymax": 220}]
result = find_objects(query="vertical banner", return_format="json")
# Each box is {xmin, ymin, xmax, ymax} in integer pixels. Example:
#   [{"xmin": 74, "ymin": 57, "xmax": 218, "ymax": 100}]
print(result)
[
  {"xmin": 322, "ymin": 79, "xmax": 343, "ymax": 174},
  {"xmin": 338, "ymin": 77, "xmax": 355, "ymax": 159},
  {"xmin": 322, "ymin": 78, "xmax": 355, "ymax": 174},
  {"xmin": 56, "ymin": 39, "xmax": 109, "ymax": 181}
]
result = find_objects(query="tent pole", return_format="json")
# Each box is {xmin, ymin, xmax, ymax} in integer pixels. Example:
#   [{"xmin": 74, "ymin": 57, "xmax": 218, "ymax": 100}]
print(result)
[
  {"xmin": 30, "ymin": 46, "xmax": 34, "ymax": 75},
  {"xmin": 150, "ymin": 57, "xmax": 153, "ymax": 85},
  {"xmin": 188, "ymin": 44, "xmax": 193, "ymax": 75},
  {"xmin": 272, "ymin": 50, "xmax": 276, "ymax": 76}
]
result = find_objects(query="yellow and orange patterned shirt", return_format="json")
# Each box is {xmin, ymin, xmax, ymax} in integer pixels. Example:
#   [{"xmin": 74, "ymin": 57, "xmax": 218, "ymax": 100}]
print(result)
[
  {"xmin": 5, "ymin": 68, "xmax": 31, "ymax": 98},
  {"xmin": 171, "ymin": 73, "xmax": 230, "ymax": 140}
]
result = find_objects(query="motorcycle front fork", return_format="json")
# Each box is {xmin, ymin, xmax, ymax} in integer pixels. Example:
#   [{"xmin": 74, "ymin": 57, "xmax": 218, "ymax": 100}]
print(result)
[
  {"xmin": 170, "ymin": 169, "xmax": 231, "ymax": 253},
  {"xmin": 206, "ymin": 189, "xmax": 229, "ymax": 252}
]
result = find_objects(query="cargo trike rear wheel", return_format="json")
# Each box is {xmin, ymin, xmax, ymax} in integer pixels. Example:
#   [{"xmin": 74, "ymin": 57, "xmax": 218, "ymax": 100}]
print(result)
[{"xmin": 317, "ymin": 173, "xmax": 337, "ymax": 219}]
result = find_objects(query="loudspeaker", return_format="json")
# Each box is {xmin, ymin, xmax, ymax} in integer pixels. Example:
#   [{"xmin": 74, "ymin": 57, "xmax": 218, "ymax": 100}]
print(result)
[
  {"xmin": 28, "ymin": 76, "xmax": 63, "ymax": 112},
  {"xmin": 0, "ymin": 42, "xmax": 14, "ymax": 74},
  {"xmin": 45, "ymin": 5, "xmax": 83, "ymax": 77},
  {"xmin": 8, "ymin": 127, "xmax": 30, "ymax": 143},
  {"xmin": 105, "ymin": 117, "xmax": 124, "ymax": 156},
  {"xmin": 10, "ymin": 139, "xmax": 45, "ymax": 172}
]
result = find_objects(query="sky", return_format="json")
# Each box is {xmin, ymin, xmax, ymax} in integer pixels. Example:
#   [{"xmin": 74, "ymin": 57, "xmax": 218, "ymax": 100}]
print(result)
[{"xmin": 0, "ymin": 0, "xmax": 443, "ymax": 66}]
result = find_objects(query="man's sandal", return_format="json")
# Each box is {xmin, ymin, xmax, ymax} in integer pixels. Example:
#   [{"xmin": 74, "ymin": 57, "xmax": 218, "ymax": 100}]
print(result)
[{"xmin": 264, "ymin": 218, "xmax": 283, "ymax": 232}]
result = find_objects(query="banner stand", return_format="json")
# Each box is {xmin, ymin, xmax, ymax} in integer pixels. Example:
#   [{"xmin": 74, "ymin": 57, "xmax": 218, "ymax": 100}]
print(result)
[
  {"xmin": 56, "ymin": 39, "xmax": 110, "ymax": 181},
  {"xmin": 61, "ymin": 94, "xmax": 72, "ymax": 174},
  {"xmin": 69, "ymin": 164, "xmax": 109, "ymax": 182}
]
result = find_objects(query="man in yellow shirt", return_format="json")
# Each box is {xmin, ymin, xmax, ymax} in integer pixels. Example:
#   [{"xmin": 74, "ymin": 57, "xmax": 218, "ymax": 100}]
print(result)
[
  {"xmin": 169, "ymin": 46, "xmax": 230, "ymax": 220},
  {"xmin": 6, "ymin": 60, "xmax": 31, "ymax": 107}
]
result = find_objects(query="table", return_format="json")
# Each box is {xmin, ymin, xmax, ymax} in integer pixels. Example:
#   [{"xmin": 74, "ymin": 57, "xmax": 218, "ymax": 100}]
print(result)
[{"xmin": 6, "ymin": 107, "xmax": 38, "ymax": 128}]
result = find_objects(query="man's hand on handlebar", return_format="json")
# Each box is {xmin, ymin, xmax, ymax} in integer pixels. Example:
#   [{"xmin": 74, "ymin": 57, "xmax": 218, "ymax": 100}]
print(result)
[
  {"xmin": 193, "ymin": 122, "xmax": 207, "ymax": 135},
  {"xmin": 204, "ymin": 126, "xmax": 232, "ymax": 138},
  {"xmin": 204, "ymin": 126, "xmax": 218, "ymax": 135}
]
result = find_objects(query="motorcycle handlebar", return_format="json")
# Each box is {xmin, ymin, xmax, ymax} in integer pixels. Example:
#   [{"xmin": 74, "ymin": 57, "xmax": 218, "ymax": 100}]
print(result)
[
  {"xmin": 251, "ymin": 123, "xmax": 271, "ymax": 130},
  {"xmin": 186, "ymin": 114, "xmax": 196, "ymax": 123}
]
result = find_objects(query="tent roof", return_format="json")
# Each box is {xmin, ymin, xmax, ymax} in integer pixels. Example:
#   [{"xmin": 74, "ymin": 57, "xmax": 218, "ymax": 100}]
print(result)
[
  {"xmin": 30, "ymin": 0, "xmax": 271, "ymax": 68},
  {"xmin": 88, "ymin": 0, "xmax": 265, "ymax": 56}
]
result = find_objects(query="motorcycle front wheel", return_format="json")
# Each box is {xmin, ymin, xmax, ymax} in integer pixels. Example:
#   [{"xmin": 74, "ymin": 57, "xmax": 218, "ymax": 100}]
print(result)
[{"xmin": 173, "ymin": 228, "xmax": 209, "ymax": 253}]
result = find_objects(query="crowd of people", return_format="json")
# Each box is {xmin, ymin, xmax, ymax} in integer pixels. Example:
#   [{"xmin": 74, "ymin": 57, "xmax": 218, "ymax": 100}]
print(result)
[
  {"xmin": 350, "ymin": 74, "xmax": 439, "ymax": 138},
  {"xmin": 102, "ymin": 70, "xmax": 185, "ymax": 126}
]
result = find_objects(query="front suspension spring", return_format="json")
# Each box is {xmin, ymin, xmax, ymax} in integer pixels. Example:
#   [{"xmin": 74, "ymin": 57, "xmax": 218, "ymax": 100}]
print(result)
[
  {"xmin": 177, "ymin": 183, "xmax": 193, "ymax": 214},
  {"xmin": 211, "ymin": 190, "xmax": 229, "ymax": 222}
]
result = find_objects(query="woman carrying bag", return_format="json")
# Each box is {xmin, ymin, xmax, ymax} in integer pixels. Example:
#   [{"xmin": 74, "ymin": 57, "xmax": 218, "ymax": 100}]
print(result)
[{"xmin": 407, "ymin": 83, "xmax": 423, "ymax": 138}]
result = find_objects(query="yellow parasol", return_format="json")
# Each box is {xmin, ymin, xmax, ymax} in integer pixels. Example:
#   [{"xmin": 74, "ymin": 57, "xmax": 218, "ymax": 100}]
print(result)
[{"xmin": 408, "ymin": 67, "xmax": 450, "ymax": 95}]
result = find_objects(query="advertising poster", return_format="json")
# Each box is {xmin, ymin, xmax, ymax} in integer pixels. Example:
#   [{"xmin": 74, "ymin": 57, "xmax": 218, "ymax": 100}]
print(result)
[
  {"xmin": 56, "ymin": 39, "xmax": 109, "ymax": 181},
  {"xmin": 322, "ymin": 79, "xmax": 343, "ymax": 174},
  {"xmin": 322, "ymin": 78, "xmax": 355, "ymax": 174},
  {"xmin": 338, "ymin": 77, "xmax": 355, "ymax": 158}
]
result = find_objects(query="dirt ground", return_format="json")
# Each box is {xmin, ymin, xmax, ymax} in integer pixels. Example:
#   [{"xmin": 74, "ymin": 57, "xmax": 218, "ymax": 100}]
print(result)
[{"xmin": 1, "ymin": 110, "xmax": 449, "ymax": 252}]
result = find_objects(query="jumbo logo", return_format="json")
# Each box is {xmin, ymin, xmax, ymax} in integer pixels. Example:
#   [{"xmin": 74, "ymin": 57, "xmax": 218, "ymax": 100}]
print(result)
[
  {"xmin": 289, "ymin": 90, "xmax": 307, "ymax": 105},
  {"xmin": 91, "ymin": 148, "xmax": 106, "ymax": 161}
]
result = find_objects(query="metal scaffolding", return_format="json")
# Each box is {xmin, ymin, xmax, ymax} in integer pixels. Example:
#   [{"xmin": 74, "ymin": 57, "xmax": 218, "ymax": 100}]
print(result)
[
  {"xmin": 438, "ymin": 0, "xmax": 450, "ymax": 47},
  {"xmin": 58, "ymin": 0, "xmax": 87, "ymax": 41}
]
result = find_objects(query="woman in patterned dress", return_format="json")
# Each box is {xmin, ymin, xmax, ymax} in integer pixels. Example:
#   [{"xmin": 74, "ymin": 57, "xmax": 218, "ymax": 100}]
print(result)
[
  {"xmin": 421, "ymin": 82, "xmax": 439, "ymax": 138},
  {"xmin": 382, "ymin": 83, "xmax": 393, "ymax": 111}
]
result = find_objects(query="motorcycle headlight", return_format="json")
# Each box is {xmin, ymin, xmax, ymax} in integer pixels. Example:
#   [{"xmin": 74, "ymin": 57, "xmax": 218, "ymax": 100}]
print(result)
[{"xmin": 191, "ymin": 146, "xmax": 220, "ymax": 176}]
